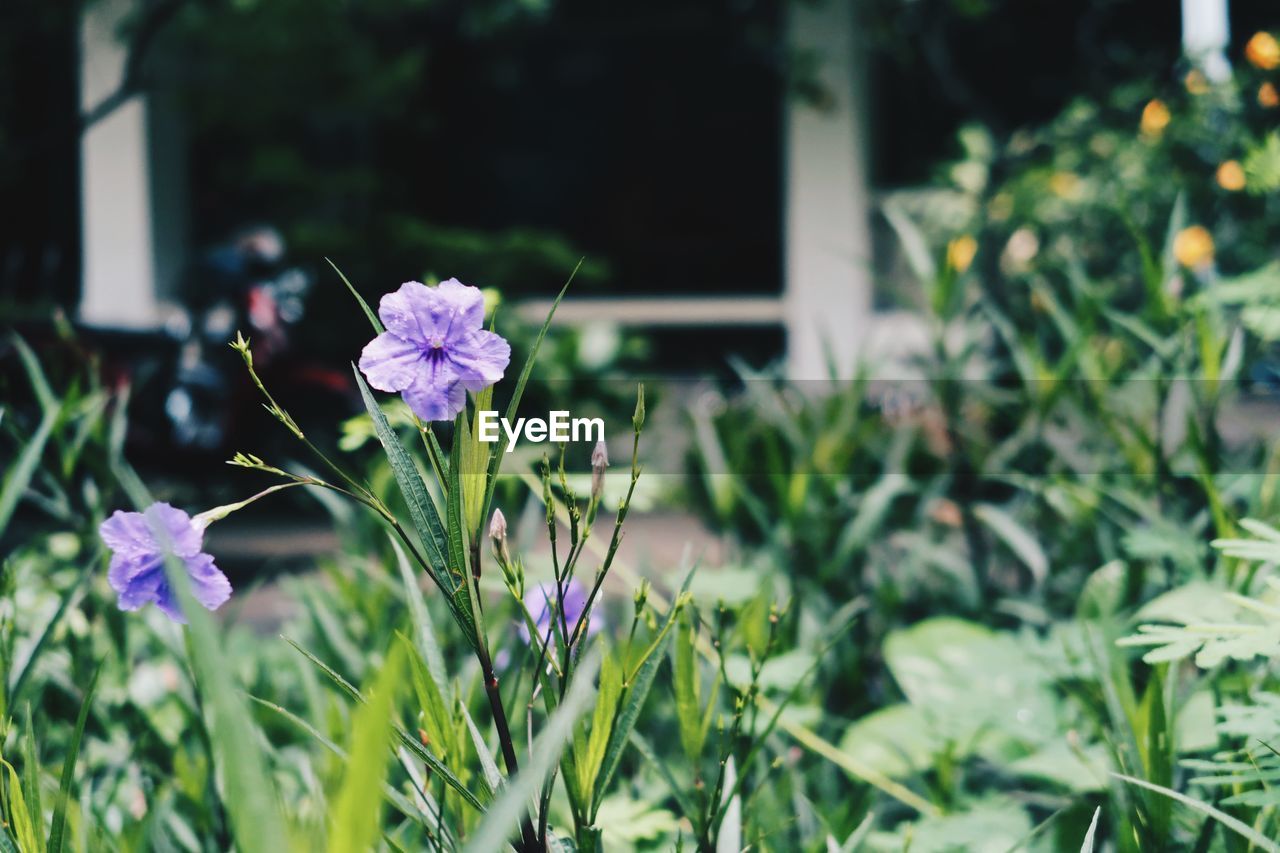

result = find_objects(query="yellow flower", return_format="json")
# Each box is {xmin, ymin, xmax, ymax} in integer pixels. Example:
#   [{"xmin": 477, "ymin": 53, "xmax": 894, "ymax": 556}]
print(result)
[
  {"xmin": 946, "ymin": 235, "xmax": 978, "ymax": 274},
  {"xmin": 1184, "ymin": 69, "xmax": 1209, "ymax": 95},
  {"xmin": 1216, "ymin": 160, "xmax": 1246, "ymax": 191},
  {"xmin": 1246, "ymin": 31, "xmax": 1280, "ymax": 70},
  {"xmin": 1260, "ymin": 82, "xmax": 1280, "ymax": 108},
  {"xmin": 1140, "ymin": 99, "xmax": 1171, "ymax": 138},
  {"xmin": 1048, "ymin": 171, "xmax": 1082, "ymax": 199},
  {"xmin": 1173, "ymin": 225, "xmax": 1214, "ymax": 269}
]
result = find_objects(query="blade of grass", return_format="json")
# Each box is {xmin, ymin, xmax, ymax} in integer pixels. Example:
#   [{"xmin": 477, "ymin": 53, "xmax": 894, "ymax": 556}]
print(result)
[
  {"xmin": 481, "ymin": 261, "xmax": 581, "ymax": 523},
  {"xmin": 327, "ymin": 644, "xmax": 406, "ymax": 853},
  {"xmin": 47, "ymin": 667, "xmax": 98, "ymax": 853},
  {"xmin": 1114, "ymin": 773, "xmax": 1280, "ymax": 852},
  {"xmin": 328, "ymin": 260, "xmax": 383, "ymax": 334},
  {"xmin": 462, "ymin": 648, "xmax": 600, "ymax": 853}
]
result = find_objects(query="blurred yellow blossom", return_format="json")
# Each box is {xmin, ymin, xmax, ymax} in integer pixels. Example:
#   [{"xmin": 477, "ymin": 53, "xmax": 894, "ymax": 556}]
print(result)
[
  {"xmin": 1173, "ymin": 225, "xmax": 1214, "ymax": 269},
  {"xmin": 1246, "ymin": 32, "xmax": 1280, "ymax": 70},
  {"xmin": 1184, "ymin": 69, "xmax": 1209, "ymax": 95},
  {"xmin": 1140, "ymin": 99, "xmax": 1171, "ymax": 138},
  {"xmin": 1048, "ymin": 171, "xmax": 1082, "ymax": 199},
  {"xmin": 1260, "ymin": 82, "xmax": 1280, "ymax": 108},
  {"xmin": 1216, "ymin": 160, "xmax": 1246, "ymax": 191},
  {"xmin": 946, "ymin": 235, "xmax": 978, "ymax": 273}
]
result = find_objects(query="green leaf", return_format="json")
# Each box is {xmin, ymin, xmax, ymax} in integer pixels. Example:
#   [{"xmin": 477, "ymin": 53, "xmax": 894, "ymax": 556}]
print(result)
[
  {"xmin": 328, "ymin": 643, "xmax": 406, "ymax": 853},
  {"xmin": 21, "ymin": 707, "xmax": 42, "ymax": 850},
  {"xmin": 352, "ymin": 366, "xmax": 476, "ymax": 646},
  {"xmin": 577, "ymin": 646, "xmax": 622, "ymax": 799},
  {"xmin": 285, "ymin": 637, "xmax": 484, "ymax": 812},
  {"xmin": 972, "ymin": 503, "xmax": 1048, "ymax": 586},
  {"xmin": 48, "ymin": 667, "xmax": 98, "ymax": 853},
  {"xmin": 463, "ymin": 649, "xmax": 601, "ymax": 853},
  {"xmin": 1, "ymin": 754, "xmax": 41, "ymax": 853},
  {"xmin": 328, "ymin": 259, "xmax": 384, "ymax": 334},
  {"xmin": 461, "ymin": 388, "xmax": 492, "ymax": 536},
  {"xmin": 481, "ymin": 263, "xmax": 580, "ymax": 523},
  {"xmin": 839, "ymin": 704, "xmax": 935, "ymax": 779},
  {"xmin": 1079, "ymin": 806, "xmax": 1100, "ymax": 853},
  {"xmin": 1113, "ymin": 773, "xmax": 1280, "ymax": 852},
  {"xmin": 0, "ymin": 336, "xmax": 61, "ymax": 539},
  {"xmin": 592, "ymin": 595, "xmax": 684, "ymax": 810},
  {"xmin": 166, "ymin": 588, "xmax": 288, "ymax": 853},
  {"xmin": 399, "ymin": 634, "xmax": 456, "ymax": 773},
  {"xmin": 673, "ymin": 606, "xmax": 704, "ymax": 765}
]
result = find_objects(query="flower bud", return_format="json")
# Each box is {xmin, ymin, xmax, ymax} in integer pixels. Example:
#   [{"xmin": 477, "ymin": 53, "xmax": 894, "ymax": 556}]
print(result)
[
  {"xmin": 590, "ymin": 439, "xmax": 609, "ymax": 503},
  {"xmin": 632, "ymin": 384, "xmax": 645, "ymax": 432},
  {"xmin": 489, "ymin": 508, "xmax": 513, "ymax": 580}
]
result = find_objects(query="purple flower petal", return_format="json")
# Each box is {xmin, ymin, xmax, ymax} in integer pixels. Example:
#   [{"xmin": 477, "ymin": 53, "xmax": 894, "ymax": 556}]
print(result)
[
  {"xmin": 359, "ymin": 332, "xmax": 423, "ymax": 393},
  {"xmin": 402, "ymin": 372, "xmax": 467, "ymax": 421},
  {"xmin": 359, "ymin": 278, "xmax": 510, "ymax": 422},
  {"xmin": 186, "ymin": 553, "xmax": 233, "ymax": 610},
  {"xmin": 449, "ymin": 330, "xmax": 512, "ymax": 392},
  {"xmin": 377, "ymin": 280, "xmax": 485, "ymax": 347},
  {"xmin": 98, "ymin": 502, "xmax": 231, "ymax": 623},
  {"xmin": 518, "ymin": 579, "xmax": 602, "ymax": 646}
]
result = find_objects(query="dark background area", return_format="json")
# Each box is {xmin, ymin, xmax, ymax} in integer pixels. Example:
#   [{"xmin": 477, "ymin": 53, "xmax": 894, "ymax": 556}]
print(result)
[{"xmin": 3, "ymin": 0, "xmax": 1276, "ymax": 349}]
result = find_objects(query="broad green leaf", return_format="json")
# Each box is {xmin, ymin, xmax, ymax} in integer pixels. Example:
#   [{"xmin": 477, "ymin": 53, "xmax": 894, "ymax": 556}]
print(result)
[
  {"xmin": 463, "ymin": 649, "xmax": 600, "ymax": 853},
  {"xmin": 838, "ymin": 704, "xmax": 935, "ymax": 779},
  {"xmin": 328, "ymin": 643, "xmax": 406, "ymax": 853}
]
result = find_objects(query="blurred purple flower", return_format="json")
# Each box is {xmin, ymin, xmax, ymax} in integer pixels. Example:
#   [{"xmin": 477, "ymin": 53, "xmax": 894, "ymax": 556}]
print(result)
[
  {"xmin": 519, "ymin": 579, "xmax": 602, "ymax": 647},
  {"xmin": 358, "ymin": 279, "xmax": 511, "ymax": 421},
  {"xmin": 98, "ymin": 502, "xmax": 231, "ymax": 623}
]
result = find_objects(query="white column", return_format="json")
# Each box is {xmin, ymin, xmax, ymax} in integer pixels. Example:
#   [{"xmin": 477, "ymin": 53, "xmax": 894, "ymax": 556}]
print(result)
[
  {"xmin": 79, "ymin": 0, "xmax": 161, "ymax": 328},
  {"xmin": 1182, "ymin": 0, "xmax": 1231, "ymax": 83},
  {"xmin": 783, "ymin": 0, "xmax": 873, "ymax": 380}
]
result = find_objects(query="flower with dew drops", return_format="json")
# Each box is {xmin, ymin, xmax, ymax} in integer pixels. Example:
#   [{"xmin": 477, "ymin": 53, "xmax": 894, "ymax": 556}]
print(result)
[
  {"xmin": 518, "ymin": 579, "xmax": 602, "ymax": 647},
  {"xmin": 359, "ymin": 279, "xmax": 511, "ymax": 422},
  {"xmin": 98, "ymin": 502, "xmax": 231, "ymax": 623}
]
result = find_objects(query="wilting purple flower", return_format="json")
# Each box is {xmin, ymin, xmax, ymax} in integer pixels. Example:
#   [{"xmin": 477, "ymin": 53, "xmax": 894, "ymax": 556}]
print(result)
[
  {"xmin": 358, "ymin": 279, "xmax": 511, "ymax": 422},
  {"xmin": 518, "ymin": 579, "xmax": 602, "ymax": 647},
  {"xmin": 98, "ymin": 502, "xmax": 231, "ymax": 623}
]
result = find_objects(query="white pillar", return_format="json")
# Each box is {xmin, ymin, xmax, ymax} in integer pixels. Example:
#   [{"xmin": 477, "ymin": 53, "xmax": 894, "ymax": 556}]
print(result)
[
  {"xmin": 783, "ymin": 0, "xmax": 873, "ymax": 380},
  {"xmin": 79, "ymin": 0, "xmax": 164, "ymax": 328},
  {"xmin": 1182, "ymin": 0, "xmax": 1231, "ymax": 83}
]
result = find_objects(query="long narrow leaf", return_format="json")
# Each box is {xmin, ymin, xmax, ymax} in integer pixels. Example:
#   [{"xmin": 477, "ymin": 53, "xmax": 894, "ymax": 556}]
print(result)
[
  {"xmin": 463, "ymin": 649, "xmax": 600, "ymax": 853},
  {"xmin": 47, "ymin": 668, "xmax": 98, "ymax": 853},
  {"xmin": 328, "ymin": 644, "xmax": 406, "ymax": 853}
]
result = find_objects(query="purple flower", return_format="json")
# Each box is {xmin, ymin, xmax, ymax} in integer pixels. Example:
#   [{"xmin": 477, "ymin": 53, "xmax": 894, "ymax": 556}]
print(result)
[
  {"xmin": 358, "ymin": 279, "xmax": 511, "ymax": 421},
  {"xmin": 518, "ymin": 579, "xmax": 602, "ymax": 647},
  {"xmin": 98, "ymin": 502, "xmax": 231, "ymax": 623}
]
